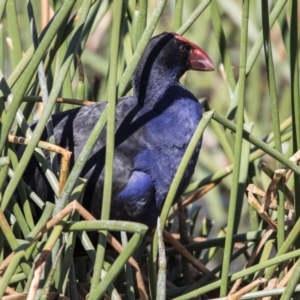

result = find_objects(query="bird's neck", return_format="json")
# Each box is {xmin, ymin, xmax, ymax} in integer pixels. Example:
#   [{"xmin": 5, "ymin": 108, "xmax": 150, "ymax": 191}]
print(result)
[{"xmin": 133, "ymin": 64, "xmax": 178, "ymax": 107}]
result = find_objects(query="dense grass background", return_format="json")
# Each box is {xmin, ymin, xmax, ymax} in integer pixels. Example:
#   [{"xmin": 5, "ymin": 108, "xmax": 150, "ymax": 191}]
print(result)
[{"xmin": 0, "ymin": 0, "xmax": 300, "ymax": 299}]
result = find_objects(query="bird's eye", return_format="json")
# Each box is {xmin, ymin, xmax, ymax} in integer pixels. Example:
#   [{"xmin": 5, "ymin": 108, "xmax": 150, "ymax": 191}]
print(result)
[{"xmin": 179, "ymin": 44, "xmax": 187, "ymax": 53}]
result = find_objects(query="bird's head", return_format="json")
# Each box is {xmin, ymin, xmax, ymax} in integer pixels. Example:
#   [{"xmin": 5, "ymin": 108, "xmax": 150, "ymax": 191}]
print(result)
[
  {"xmin": 133, "ymin": 32, "xmax": 214, "ymax": 103},
  {"xmin": 171, "ymin": 33, "xmax": 215, "ymax": 72}
]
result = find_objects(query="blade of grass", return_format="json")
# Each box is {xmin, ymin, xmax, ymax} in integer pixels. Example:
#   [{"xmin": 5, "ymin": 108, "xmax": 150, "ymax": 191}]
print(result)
[
  {"xmin": 264, "ymin": 215, "xmax": 300, "ymax": 281},
  {"xmin": 184, "ymin": 129, "xmax": 292, "ymax": 195},
  {"xmin": 234, "ymin": 122, "xmax": 253, "ymax": 233},
  {"xmin": 89, "ymin": 232, "xmax": 145, "ymax": 300},
  {"xmin": 279, "ymin": 257, "xmax": 300, "ymax": 299},
  {"xmin": 0, "ymin": 0, "xmax": 75, "ymax": 153},
  {"xmin": 121, "ymin": 231, "xmax": 135, "ymax": 300},
  {"xmin": 226, "ymin": 0, "xmax": 288, "ymax": 120},
  {"xmin": 289, "ymin": 0, "xmax": 300, "ymax": 231},
  {"xmin": 210, "ymin": 0, "xmax": 236, "ymax": 94},
  {"xmin": 118, "ymin": 0, "xmax": 167, "ymax": 97},
  {"xmin": 168, "ymin": 242, "xmax": 254, "ymax": 298},
  {"xmin": 173, "ymin": 248, "xmax": 300, "ymax": 299},
  {"xmin": 173, "ymin": 0, "xmax": 183, "ymax": 31},
  {"xmin": 220, "ymin": 1, "xmax": 249, "ymax": 295},
  {"xmin": 0, "ymin": 2, "xmax": 76, "ymax": 214},
  {"xmin": 176, "ymin": 0, "xmax": 212, "ymax": 35},
  {"xmin": 212, "ymin": 112, "xmax": 300, "ymax": 174},
  {"xmin": 58, "ymin": 178, "xmax": 87, "ymax": 294},
  {"xmin": 90, "ymin": 0, "xmax": 125, "ymax": 291},
  {"xmin": 131, "ymin": 0, "xmax": 147, "ymax": 50},
  {"xmin": 0, "ymin": 209, "xmax": 32, "ymax": 298},
  {"xmin": 0, "ymin": 23, "xmax": 3, "ymax": 71},
  {"xmin": 165, "ymin": 230, "xmax": 268, "ymax": 257},
  {"xmin": 5, "ymin": 0, "xmax": 22, "ymax": 69},
  {"xmin": 149, "ymin": 111, "xmax": 213, "ymax": 298},
  {"xmin": 27, "ymin": 0, "xmax": 58, "ymax": 172},
  {"xmin": 261, "ymin": 0, "xmax": 285, "ymax": 258}
]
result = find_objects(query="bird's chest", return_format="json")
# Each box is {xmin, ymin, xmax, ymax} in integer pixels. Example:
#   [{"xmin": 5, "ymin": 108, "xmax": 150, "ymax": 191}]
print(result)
[
  {"xmin": 134, "ymin": 100, "xmax": 202, "ymax": 202},
  {"xmin": 147, "ymin": 99, "xmax": 201, "ymax": 148}
]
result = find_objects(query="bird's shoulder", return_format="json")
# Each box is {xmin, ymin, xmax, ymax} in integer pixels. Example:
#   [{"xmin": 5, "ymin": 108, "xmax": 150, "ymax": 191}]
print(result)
[{"xmin": 49, "ymin": 96, "xmax": 136, "ymax": 145}]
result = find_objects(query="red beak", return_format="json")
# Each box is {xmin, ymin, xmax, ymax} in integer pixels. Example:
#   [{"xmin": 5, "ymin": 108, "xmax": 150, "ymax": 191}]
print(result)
[{"xmin": 173, "ymin": 33, "xmax": 214, "ymax": 72}]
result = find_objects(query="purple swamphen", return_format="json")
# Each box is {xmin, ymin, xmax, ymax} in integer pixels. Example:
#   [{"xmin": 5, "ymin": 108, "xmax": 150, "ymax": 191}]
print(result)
[{"xmin": 20, "ymin": 32, "xmax": 214, "ymax": 229}]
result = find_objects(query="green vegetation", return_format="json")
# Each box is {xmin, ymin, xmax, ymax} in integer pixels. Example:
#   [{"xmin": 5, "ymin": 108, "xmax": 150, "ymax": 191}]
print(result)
[{"xmin": 0, "ymin": 0, "xmax": 299, "ymax": 299}]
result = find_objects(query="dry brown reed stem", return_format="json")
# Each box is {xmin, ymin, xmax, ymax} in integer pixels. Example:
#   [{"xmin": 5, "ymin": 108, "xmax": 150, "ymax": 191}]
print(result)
[
  {"xmin": 169, "ymin": 233, "xmax": 247, "ymax": 250},
  {"xmin": 8, "ymin": 135, "xmax": 72, "ymax": 196},
  {"xmin": 177, "ymin": 198, "xmax": 189, "ymax": 244},
  {"xmin": 247, "ymin": 191, "xmax": 278, "ymax": 230},
  {"xmin": 76, "ymin": 283, "xmax": 89, "ymax": 299},
  {"xmin": 0, "ymin": 209, "xmax": 16, "ymax": 276},
  {"xmin": 27, "ymin": 251, "xmax": 49, "ymax": 299},
  {"xmin": 229, "ymin": 228, "xmax": 274, "ymax": 294},
  {"xmin": 247, "ymin": 184, "xmax": 290, "ymax": 212},
  {"xmin": 41, "ymin": 0, "xmax": 53, "ymax": 30},
  {"xmin": 277, "ymin": 262, "xmax": 297, "ymax": 288},
  {"xmin": 183, "ymin": 180, "xmax": 220, "ymax": 206},
  {"xmin": 247, "ymin": 184, "xmax": 265, "ymax": 197},
  {"xmin": 163, "ymin": 230, "xmax": 215, "ymax": 278},
  {"xmin": 166, "ymin": 280, "xmax": 178, "ymax": 289},
  {"xmin": 2, "ymin": 292, "xmax": 67, "ymax": 300},
  {"xmin": 286, "ymin": 149, "xmax": 300, "ymax": 181},
  {"xmin": 2, "ymin": 294, "xmax": 28, "ymax": 300},
  {"xmin": 20, "ymin": 96, "xmax": 95, "ymax": 106},
  {"xmin": 0, "ymin": 201, "xmax": 147, "ymax": 300},
  {"xmin": 227, "ymin": 278, "xmax": 266, "ymax": 300},
  {"xmin": 167, "ymin": 180, "xmax": 220, "ymax": 221},
  {"xmin": 170, "ymin": 233, "xmax": 207, "ymax": 243},
  {"xmin": 1, "ymin": 283, "xmax": 18, "ymax": 295},
  {"xmin": 262, "ymin": 277, "xmax": 278, "ymax": 300},
  {"xmin": 64, "ymin": 204, "xmax": 147, "ymax": 299},
  {"xmin": 261, "ymin": 169, "xmax": 285, "ymax": 213}
]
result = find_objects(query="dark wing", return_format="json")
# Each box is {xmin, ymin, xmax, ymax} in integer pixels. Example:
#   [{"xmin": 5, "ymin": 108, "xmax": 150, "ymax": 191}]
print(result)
[
  {"xmin": 17, "ymin": 102, "xmax": 107, "ymax": 202},
  {"xmin": 18, "ymin": 97, "xmax": 154, "ymax": 221},
  {"xmin": 113, "ymin": 170, "xmax": 154, "ymax": 220}
]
